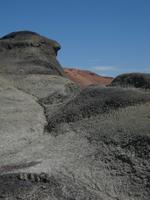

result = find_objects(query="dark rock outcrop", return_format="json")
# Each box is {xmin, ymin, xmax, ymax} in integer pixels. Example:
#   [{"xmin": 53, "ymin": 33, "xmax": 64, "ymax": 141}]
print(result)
[
  {"xmin": 110, "ymin": 73, "xmax": 150, "ymax": 89},
  {"xmin": 0, "ymin": 31, "xmax": 64, "ymax": 75}
]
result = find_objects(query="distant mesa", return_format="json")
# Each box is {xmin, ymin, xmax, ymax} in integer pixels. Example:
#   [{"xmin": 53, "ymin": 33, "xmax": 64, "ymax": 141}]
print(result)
[
  {"xmin": 0, "ymin": 31, "xmax": 64, "ymax": 76},
  {"xmin": 111, "ymin": 73, "xmax": 150, "ymax": 89},
  {"xmin": 64, "ymin": 68, "xmax": 113, "ymax": 88}
]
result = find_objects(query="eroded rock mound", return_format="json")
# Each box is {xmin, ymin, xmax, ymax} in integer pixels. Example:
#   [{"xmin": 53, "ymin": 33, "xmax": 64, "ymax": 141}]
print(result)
[
  {"xmin": 47, "ymin": 85, "xmax": 150, "ymax": 132},
  {"xmin": 111, "ymin": 73, "xmax": 150, "ymax": 89},
  {"xmin": 0, "ymin": 31, "xmax": 64, "ymax": 75}
]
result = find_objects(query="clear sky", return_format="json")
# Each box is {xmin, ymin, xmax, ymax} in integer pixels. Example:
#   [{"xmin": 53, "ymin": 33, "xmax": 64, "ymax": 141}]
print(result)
[{"xmin": 0, "ymin": 0, "xmax": 149, "ymax": 77}]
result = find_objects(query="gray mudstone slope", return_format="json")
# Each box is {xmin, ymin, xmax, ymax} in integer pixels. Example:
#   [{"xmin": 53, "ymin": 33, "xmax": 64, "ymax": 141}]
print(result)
[
  {"xmin": 0, "ymin": 31, "xmax": 150, "ymax": 200},
  {"xmin": 1, "ymin": 79, "xmax": 150, "ymax": 200},
  {"xmin": 0, "ymin": 31, "xmax": 64, "ymax": 75},
  {"xmin": 47, "ymin": 85, "xmax": 150, "ymax": 132}
]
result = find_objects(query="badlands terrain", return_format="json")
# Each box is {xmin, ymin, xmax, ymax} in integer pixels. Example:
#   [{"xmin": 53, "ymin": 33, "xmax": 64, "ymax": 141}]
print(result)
[{"xmin": 0, "ymin": 31, "xmax": 150, "ymax": 200}]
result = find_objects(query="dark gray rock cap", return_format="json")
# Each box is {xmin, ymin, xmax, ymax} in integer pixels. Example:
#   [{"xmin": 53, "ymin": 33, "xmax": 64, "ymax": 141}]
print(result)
[{"xmin": 0, "ymin": 31, "xmax": 64, "ymax": 75}]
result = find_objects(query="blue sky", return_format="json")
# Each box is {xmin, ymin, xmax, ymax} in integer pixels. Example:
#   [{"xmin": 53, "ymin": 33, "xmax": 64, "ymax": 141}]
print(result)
[{"xmin": 0, "ymin": 0, "xmax": 149, "ymax": 77}]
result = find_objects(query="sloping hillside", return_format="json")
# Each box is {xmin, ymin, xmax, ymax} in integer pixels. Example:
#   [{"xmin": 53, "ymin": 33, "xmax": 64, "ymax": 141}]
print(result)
[{"xmin": 64, "ymin": 68, "xmax": 113, "ymax": 88}]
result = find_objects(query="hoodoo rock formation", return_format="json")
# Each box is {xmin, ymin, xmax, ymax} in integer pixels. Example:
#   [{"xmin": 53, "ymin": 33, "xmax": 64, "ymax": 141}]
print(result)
[{"xmin": 0, "ymin": 31, "xmax": 64, "ymax": 75}]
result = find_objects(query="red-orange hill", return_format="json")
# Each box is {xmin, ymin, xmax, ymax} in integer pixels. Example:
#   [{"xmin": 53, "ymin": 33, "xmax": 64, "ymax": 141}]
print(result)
[{"xmin": 64, "ymin": 68, "xmax": 113, "ymax": 88}]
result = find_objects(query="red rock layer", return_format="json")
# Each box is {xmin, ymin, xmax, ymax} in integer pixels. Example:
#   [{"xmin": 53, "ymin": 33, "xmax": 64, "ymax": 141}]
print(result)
[{"xmin": 64, "ymin": 68, "xmax": 113, "ymax": 88}]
